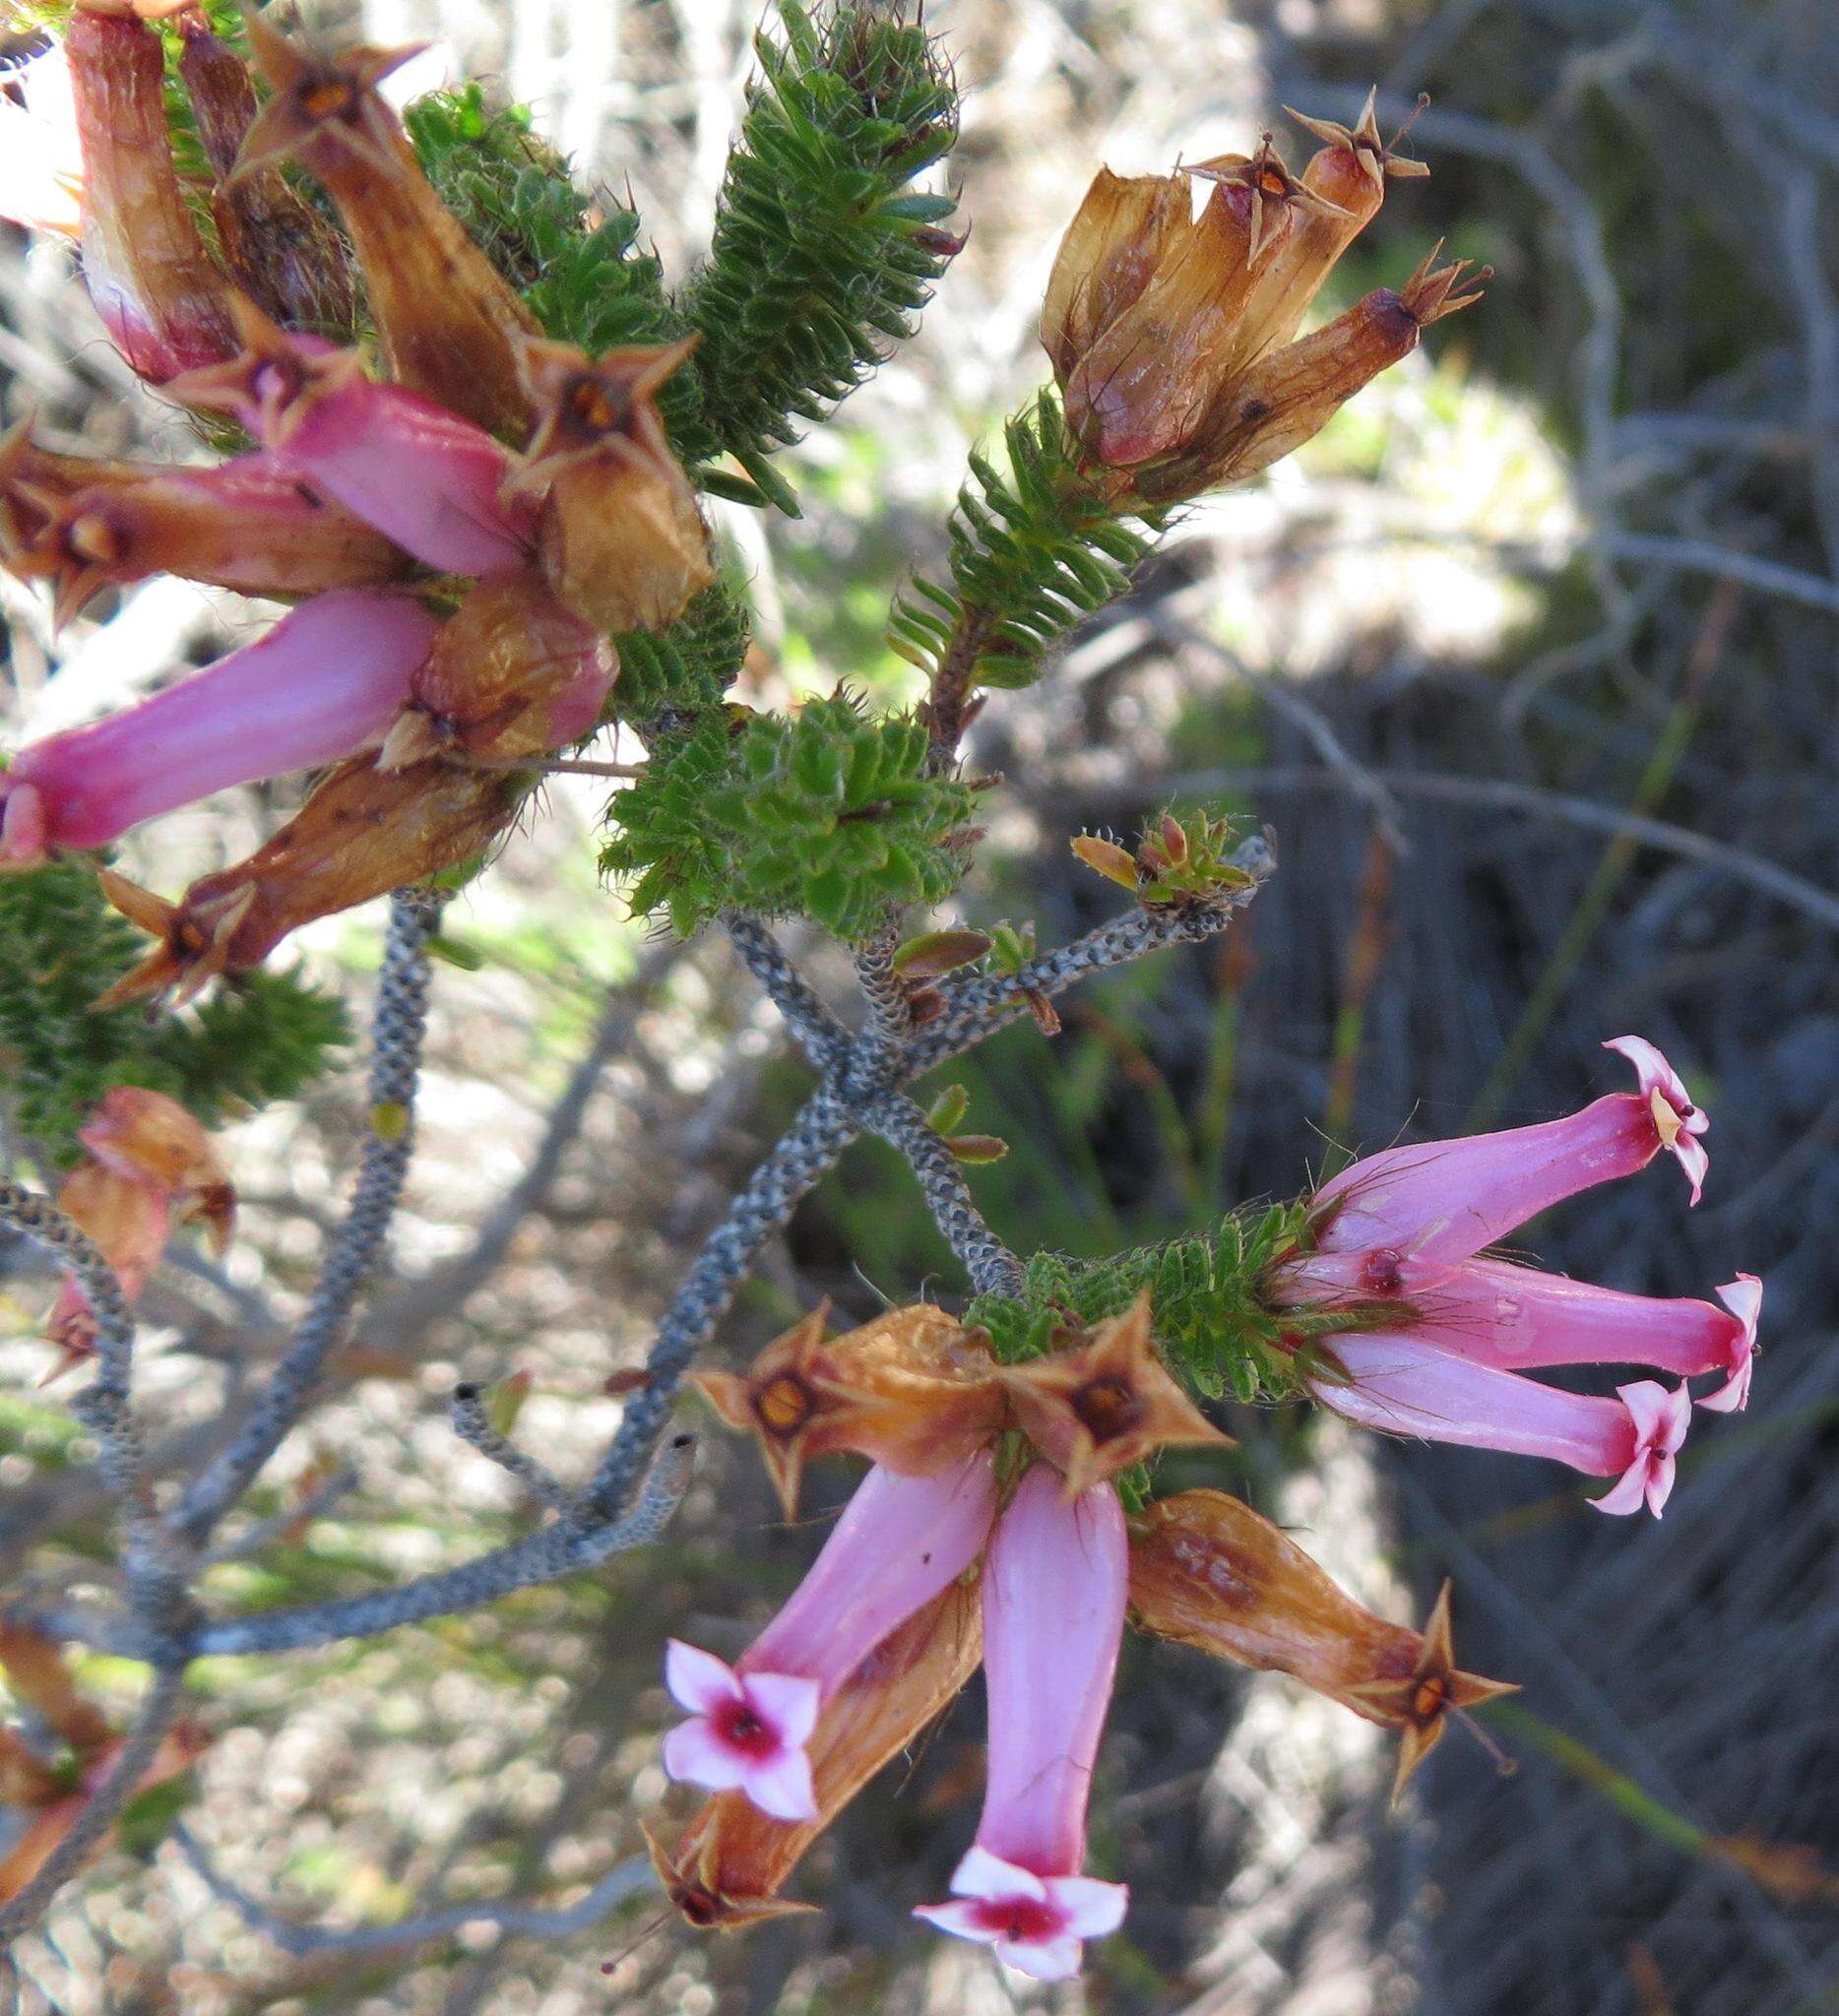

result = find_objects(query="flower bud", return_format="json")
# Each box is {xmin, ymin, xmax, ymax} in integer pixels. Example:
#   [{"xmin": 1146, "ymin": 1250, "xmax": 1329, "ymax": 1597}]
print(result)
[
  {"xmin": 63, "ymin": 5, "xmax": 236, "ymax": 383},
  {"xmin": 994, "ymin": 1293, "xmax": 1231, "ymax": 1494},
  {"xmin": 378, "ymin": 569, "xmax": 616, "ymax": 771},
  {"xmin": 1129, "ymin": 1491, "xmax": 1513, "ymax": 1796},
  {"xmin": 235, "ymin": 13, "xmax": 538, "ymax": 440},
  {"xmin": 509, "ymin": 334, "xmax": 713, "ymax": 635},
  {"xmin": 648, "ymin": 1576, "xmax": 983, "ymax": 1929},
  {"xmin": 94, "ymin": 755, "xmax": 520, "ymax": 1005},
  {"xmin": 695, "ymin": 1302, "xmax": 1006, "ymax": 1518},
  {"xmin": 3, "ymin": 455, "xmax": 412, "ymax": 626}
]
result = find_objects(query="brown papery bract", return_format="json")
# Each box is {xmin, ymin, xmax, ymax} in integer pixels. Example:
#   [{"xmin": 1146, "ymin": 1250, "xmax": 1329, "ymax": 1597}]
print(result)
[
  {"xmin": 695, "ymin": 1302, "xmax": 1007, "ymax": 1518},
  {"xmin": 510, "ymin": 334, "xmax": 714, "ymax": 635},
  {"xmin": 95, "ymin": 758, "xmax": 521, "ymax": 1007},
  {"xmin": 63, "ymin": 6, "xmax": 237, "ymax": 383},
  {"xmin": 5, "ymin": 466, "xmax": 412, "ymax": 627},
  {"xmin": 379, "ymin": 569, "xmax": 616, "ymax": 771},
  {"xmin": 176, "ymin": 18, "xmax": 357, "ymax": 338},
  {"xmin": 236, "ymin": 13, "xmax": 539, "ymax": 439},
  {"xmin": 1130, "ymin": 1491, "xmax": 1513, "ymax": 1797},
  {"xmin": 648, "ymin": 1576, "xmax": 983, "ymax": 1929}
]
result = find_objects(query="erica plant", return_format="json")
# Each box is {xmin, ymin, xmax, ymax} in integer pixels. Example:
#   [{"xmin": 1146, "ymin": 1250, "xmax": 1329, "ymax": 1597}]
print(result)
[{"xmin": 0, "ymin": 0, "xmax": 1766, "ymax": 1992}]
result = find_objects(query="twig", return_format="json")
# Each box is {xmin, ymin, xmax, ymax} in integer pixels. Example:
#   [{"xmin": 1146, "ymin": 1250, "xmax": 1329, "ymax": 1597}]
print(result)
[
  {"xmin": 854, "ymin": 922, "xmax": 914, "ymax": 1044},
  {"xmin": 177, "ymin": 891, "xmax": 447, "ymax": 1544},
  {"xmin": 0, "ymin": 1662, "xmax": 190, "ymax": 1946},
  {"xmin": 867, "ymin": 1092, "xmax": 1025, "ymax": 1296},
  {"xmin": 1067, "ymin": 766, "xmax": 1839, "ymax": 933},
  {"xmin": 0, "ymin": 1184, "xmax": 181, "ymax": 1626},
  {"xmin": 353, "ymin": 941, "xmax": 684, "ymax": 1354},
  {"xmin": 450, "ymin": 1387, "xmax": 575, "ymax": 1514},
  {"xmin": 175, "ymin": 1433, "xmax": 698, "ymax": 1661},
  {"xmin": 578, "ymin": 1081, "xmax": 858, "ymax": 1517},
  {"xmin": 904, "ymin": 838, "xmax": 1276, "ymax": 1075},
  {"xmin": 722, "ymin": 913, "xmax": 851, "ymax": 1067},
  {"xmin": 171, "ymin": 1825, "xmax": 655, "ymax": 1957}
]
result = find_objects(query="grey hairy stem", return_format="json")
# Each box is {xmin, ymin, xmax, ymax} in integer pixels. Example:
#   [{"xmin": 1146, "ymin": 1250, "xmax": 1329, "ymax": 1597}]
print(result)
[{"xmin": 176, "ymin": 890, "xmax": 447, "ymax": 1544}]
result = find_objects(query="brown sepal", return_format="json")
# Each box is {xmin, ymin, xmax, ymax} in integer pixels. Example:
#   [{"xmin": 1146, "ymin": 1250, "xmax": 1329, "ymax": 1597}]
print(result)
[
  {"xmin": 998, "ymin": 1292, "xmax": 1231, "ymax": 1494},
  {"xmin": 1344, "ymin": 1580, "xmax": 1516, "ymax": 1803},
  {"xmin": 1397, "ymin": 241, "xmax": 1490, "ymax": 325},
  {"xmin": 236, "ymin": 13, "xmax": 538, "ymax": 439},
  {"xmin": 694, "ymin": 1302, "xmax": 1004, "ymax": 1519},
  {"xmin": 95, "ymin": 758, "xmax": 518, "ymax": 1003}
]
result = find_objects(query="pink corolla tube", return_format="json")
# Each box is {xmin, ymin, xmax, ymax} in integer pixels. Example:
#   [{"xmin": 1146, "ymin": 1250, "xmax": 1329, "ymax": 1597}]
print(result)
[
  {"xmin": 268, "ymin": 376, "xmax": 538, "ymax": 578},
  {"xmin": 662, "ymin": 1452, "xmax": 998, "ymax": 1823},
  {"xmin": 915, "ymin": 1465, "xmax": 1130, "ymax": 1980},
  {"xmin": 1310, "ymin": 1336, "xmax": 1692, "ymax": 1516},
  {"xmin": 1308, "ymin": 1038, "xmax": 1710, "ymax": 1265},
  {"xmin": 1292, "ymin": 1250, "xmax": 1756, "ymax": 1405},
  {"xmin": 0, "ymin": 588, "xmax": 439, "ymax": 862}
]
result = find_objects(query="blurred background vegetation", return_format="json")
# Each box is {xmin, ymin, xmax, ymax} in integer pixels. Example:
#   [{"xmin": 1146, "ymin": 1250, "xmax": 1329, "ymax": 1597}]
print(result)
[{"xmin": 1, "ymin": 0, "xmax": 1835, "ymax": 2010}]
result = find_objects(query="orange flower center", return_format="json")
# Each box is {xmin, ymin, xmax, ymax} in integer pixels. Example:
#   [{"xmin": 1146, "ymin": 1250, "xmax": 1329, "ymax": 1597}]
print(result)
[
  {"xmin": 565, "ymin": 373, "xmax": 629, "ymax": 439},
  {"xmin": 1073, "ymin": 1374, "xmax": 1141, "ymax": 1444},
  {"xmin": 62, "ymin": 511, "xmax": 124, "ymax": 566},
  {"xmin": 1411, "ymin": 1673, "xmax": 1448, "ymax": 1725},
  {"xmin": 755, "ymin": 1374, "xmax": 815, "ymax": 1438},
  {"xmin": 299, "ymin": 78, "xmax": 358, "ymax": 122}
]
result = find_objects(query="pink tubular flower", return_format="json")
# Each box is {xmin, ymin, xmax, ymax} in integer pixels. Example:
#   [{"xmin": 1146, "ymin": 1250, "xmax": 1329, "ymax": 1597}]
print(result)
[
  {"xmin": 915, "ymin": 1465, "xmax": 1130, "ymax": 1979},
  {"xmin": 166, "ymin": 311, "xmax": 537, "ymax": 578},
  {"xmin": 1309, "ymin": 1037, "xmax": 1709, "ymax": 1265},
  {"xmin": 0, "ymin": 589, "xmax": 439, "ymax": 863},
  {"xmin": 1309, "ymin": 1337, "xmax": 1691, "ymax": 1516},
  {"xmin": 663, "ymin": 1454, "xmax": 998, "ymax": 1821},
  {"xmin": 266, "ymin": 373, "xmax": 535, "ymax": 577},
  {"xmin": 1294, "ymin": 1250, "xmax": 1757, "ymax": 1404}
]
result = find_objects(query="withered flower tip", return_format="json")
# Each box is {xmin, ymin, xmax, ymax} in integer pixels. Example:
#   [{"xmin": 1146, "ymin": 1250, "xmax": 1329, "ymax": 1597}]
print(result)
[
  {"xmin": 231, "ymin": 12, "xmax": 427, "ymax": 186},
  {"xmin": 509, "ymin": 331, "xmax": 714, "ymax": 636},
  {"xmin": 1183, "ymin": 133, "xmax": 1350, "ymax": 265},
  {"xmin": 695, "ymin": 1302, "xmax": 1004, "ymax": 1518},
  {"xmin": 1283, "ymin": 89, "xmax": 1431, "ymax": 192},
  {"xmin": 996, "ymin": 1292, "xmax": 1231, "ymax": 1494},
  {"xmin": 1346, "ymin": 1581, "xmax": 1518, "ymax": 1802},
  {"xmin": 234, "ymin": 12, "xmax": 539, "ymax": 441}
]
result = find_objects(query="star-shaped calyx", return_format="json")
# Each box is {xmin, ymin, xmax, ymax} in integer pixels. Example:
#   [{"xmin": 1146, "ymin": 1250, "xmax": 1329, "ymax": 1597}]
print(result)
[
  {"xmin": 640, "ymin": 1818, "xmax": 816, "ymax": 1933},
  {"xmin": 1182, "ymin": 134, "xmax": 1351, "ymax": 262},
  {"xmin": 1284, "ymin": 88, "xmax": 1431, "ymax": 192},
  {"xmin": 1346, "ymin": 1581, "xmax": 1517, "ymax": 1802},
  {"xmin": 92, "ymin": 870, "xmax": 253, "ymax": 1011},
  {"xmin": 995, "ymin": 1292, "xmax": 1232, "ymax": 1495},
  {"xmin": 233, "ymin": 10, "xmax": 427, "ymax": 184},
  {"xmin": 694, "ymin": 1303, "xmax": 1005, "ymax": 1518},
  {"xmin": 508, "ymin": 333, "xmax": 700, "ymax": 487},
  {"xmin": 161, "ymin": 292, "xmax": 367, "ymax": 443}
]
